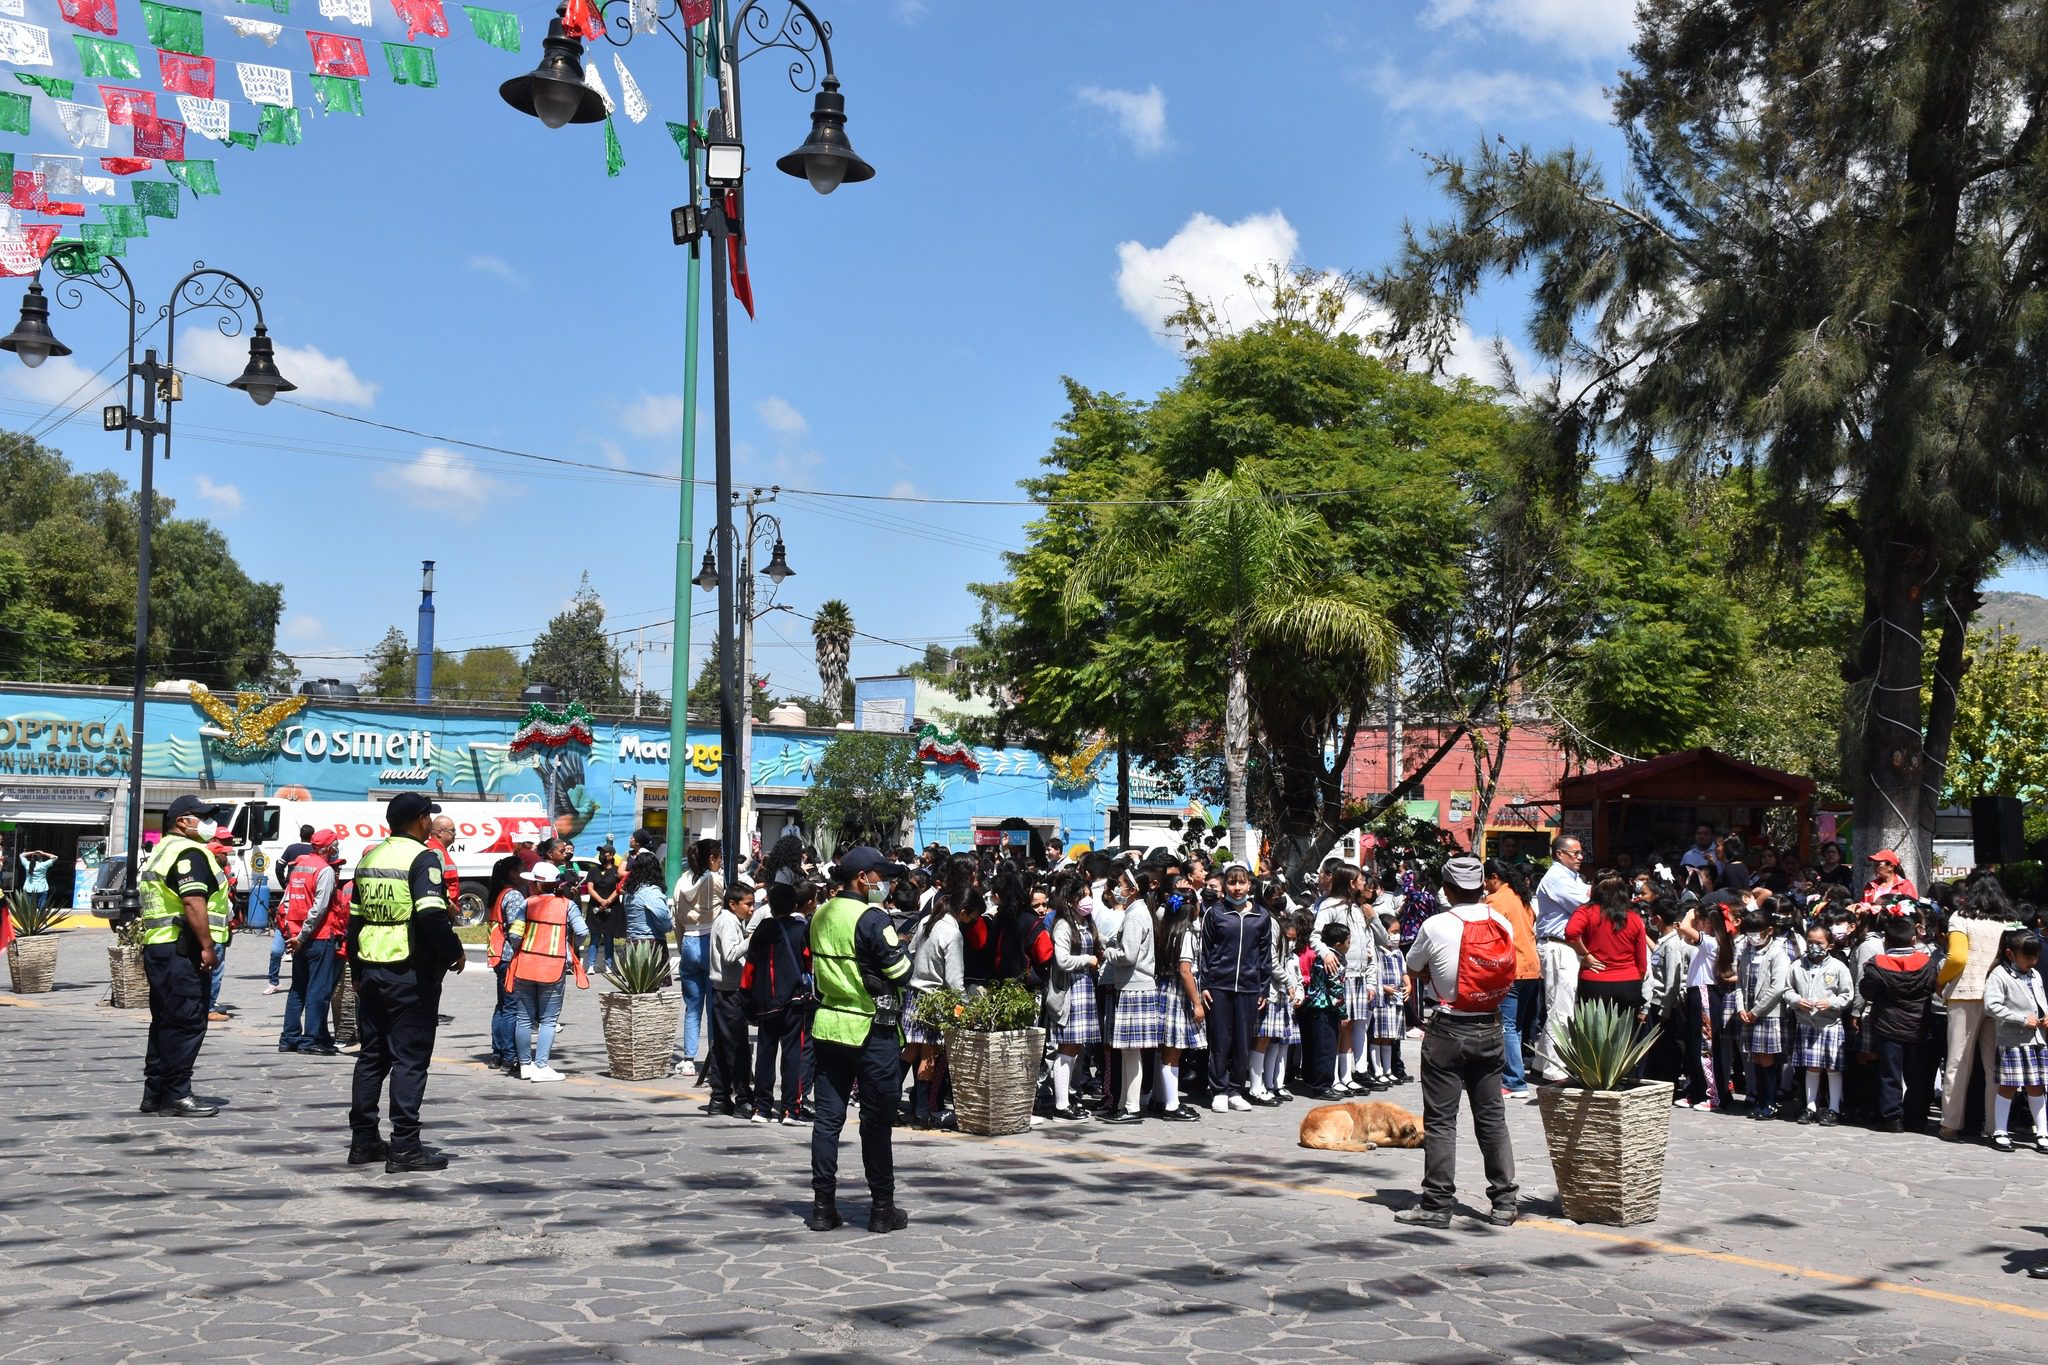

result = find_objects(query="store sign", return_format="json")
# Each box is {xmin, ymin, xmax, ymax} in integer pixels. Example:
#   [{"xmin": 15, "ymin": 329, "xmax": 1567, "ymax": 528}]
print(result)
[
  {"xmin": 279, "ymin": 726, "xmax": 436, "ymax": 764},
  {"xmin": 0, "ymin": 716, "xmax": 130, "ymax": 777},
  {"xmin": 616, "ymin": 734, "xmax": 723, "ymax": 774},
  {"xmin": 2, "ymin": 783, "xmax": 117, "ymax": 803}
]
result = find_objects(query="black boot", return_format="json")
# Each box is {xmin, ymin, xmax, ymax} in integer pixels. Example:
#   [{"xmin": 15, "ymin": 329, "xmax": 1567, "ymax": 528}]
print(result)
[
  {"xmin": 806, "ymin": 1195, "xmax": 843, "ymax": 1233},
  {"xmin": 867, "ymin": 1199, "xmax": 909, "ymax": 1234}
]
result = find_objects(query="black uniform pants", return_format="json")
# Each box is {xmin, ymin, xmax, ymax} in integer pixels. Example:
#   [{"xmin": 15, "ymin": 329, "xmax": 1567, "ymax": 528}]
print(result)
[
  {"xmin": 349, "ymin": 961, "xmax": 442, "ymax": 1152},
  {"xmin": 753, "ymin": 1010, "xmax": 806, "ymax": 1114},
  {"xmin": 1206, "ymin": 988, "xmax": 1260, "ymax": 1097},
  {"xmin": 812, "ymin": 1028, "xmax": 901, "ymax": 1202},
  {"xmin": 705, "ymin": 988, "xmax": 753, "ymax": 1108},
  {"xmin": 1419, "ymin": 1011, "xmax": 1519, "ymax": 1213},
  {"xmin": 143, "ymin": 942, "xmax": 209, "ymax": 1105}
]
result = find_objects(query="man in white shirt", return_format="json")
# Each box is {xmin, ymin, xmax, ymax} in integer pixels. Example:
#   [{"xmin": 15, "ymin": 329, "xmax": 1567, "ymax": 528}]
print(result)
[
  {"xmin": 1529, "ymin": 835, "xmax": 1592, "ymax": 1083},
  {"xmin": 1395, "ymin": 855, "xmax": 1519, "ymax": 1228}
]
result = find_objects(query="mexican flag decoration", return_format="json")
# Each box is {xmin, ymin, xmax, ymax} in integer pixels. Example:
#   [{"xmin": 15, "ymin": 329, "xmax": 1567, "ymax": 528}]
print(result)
[
  {"xmin": 0, "ymin": 91, "xmax": 25, "ymax": 134},
  {"xmin": 166, "ymin": 158, "xmax": 217, "ymax": 194},
  {"xmin": 58, "ymin": 0, "xmax": 119, "ymax": 38},
  {"xmin": 383, "ymin": 41, "xmax": 435, "ymax": 88},
  {"xmin": 509, "ymin": 701, "xmax": 596, "ymax": 756},
  {"xmin": 461, "ymin": 5, "xmax": 519, "ymax": 52},
  {"xmin": 388, "ymin": 0, "xmax": 448, "ymax": 42},
  {"xmin": 157, "ymin": 50, "xmax": 213, "ymax": 97},
  {"xmin": 311, "ymin": 74, "xmax": 361, "ymax": 115},
  {"xmin": 307, "ymin": 30, "xmax": 367, "ymax": 77},
  {"xmin": 139, "ymin": 1, "xmax": 202, "ymax": 56},
  {"xmin": 916, "ymin": 723, "xmax": 981, "ymax": 771},
  {"xmin": 74, "ymin": 34, "xmax": 141, "ymax": 78}
]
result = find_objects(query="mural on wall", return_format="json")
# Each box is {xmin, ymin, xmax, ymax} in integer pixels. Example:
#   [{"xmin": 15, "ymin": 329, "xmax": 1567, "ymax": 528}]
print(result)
[
  {"xmin": 187, "ymin": 685, "xmax": 307, "ymax": 762},
  {"xmin": 507, "ymin": 701, "xmax": 599, "ymax": 840},
  {"xmin": 1047, "ymin": 735, "xmax": 1110, "ymax": 794}
]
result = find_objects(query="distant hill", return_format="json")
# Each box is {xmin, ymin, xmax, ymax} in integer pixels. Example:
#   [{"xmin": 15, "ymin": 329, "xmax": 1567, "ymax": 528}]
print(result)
[{"xmin": 1977, "ymin": 592, "xmax": 2048, "ymax": 648}]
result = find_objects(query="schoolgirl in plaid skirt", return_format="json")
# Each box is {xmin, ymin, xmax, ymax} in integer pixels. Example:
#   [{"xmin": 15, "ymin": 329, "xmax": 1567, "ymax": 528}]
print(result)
[
  {"xmin": 1051, "ymin": 925, "xmax": 1100, "ymax": 1049},
  {"xmin": 1046, "ymin": 891, "xmax": 1101, "ymax": 1120},
  {"xmin": 1985, "ymin": 943, "xmax": 2048, "ymax": 1152},
  {"xmin": 1152, "ymin": 897, "xmax": 1204, "ymax": 1118},
  {"xmin": 1792, "ymin": 1018, "xmax": 1844, "ymax": 1072},
  {"xmin": 1999, "ymin": 1043, "xmax": 2048, "ymax": 1089},
  {"xmin": 1109, "ymin": 977, "xmax": 1165, "ymax": 1049},
  {"xmin": 1253, "ymin": 906, "xmax": 1305, "ymax": 1102}
]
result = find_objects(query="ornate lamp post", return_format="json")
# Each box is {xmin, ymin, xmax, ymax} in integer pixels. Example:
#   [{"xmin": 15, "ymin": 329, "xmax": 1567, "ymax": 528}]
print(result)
[
  {"xmin": 500, "ymin": 0, "xmax": 870, "ymax": 875},
  {"xmin": 0, "ymin": 255, "xmax": 294, "ymax": 919}
]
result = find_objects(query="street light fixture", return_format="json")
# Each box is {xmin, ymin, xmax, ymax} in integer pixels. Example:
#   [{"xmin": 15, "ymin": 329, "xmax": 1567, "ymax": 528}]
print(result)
[
  {"xmin": 762, "ymin": 538, "xmax": 794, "ymax": 584},
  {"xmin": 0, "ymin": 279, "xmax": 72, "ymax": 368},
  {"xmin": 498, "ymin": 7, "xmax": 608, "ymax": 129},
  {"xmin": 497, "ymin": 0, "xmax": 868, "ymax": 879},
  {"xmin": 4, "ymin": 254, "xmax": 291, "ymax": 923}
]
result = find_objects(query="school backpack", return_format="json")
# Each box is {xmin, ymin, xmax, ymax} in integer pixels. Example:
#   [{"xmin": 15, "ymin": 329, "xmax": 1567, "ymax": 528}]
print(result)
[{"xmin": 1448, "ymin": 911, "xmax": 1516, "ymax": 1013}]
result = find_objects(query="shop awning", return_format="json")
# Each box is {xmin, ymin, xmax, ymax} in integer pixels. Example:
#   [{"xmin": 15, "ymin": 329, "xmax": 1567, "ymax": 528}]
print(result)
[{"xmin": 2, "ymin": 808, "xmax": 110, "ymax": 826}]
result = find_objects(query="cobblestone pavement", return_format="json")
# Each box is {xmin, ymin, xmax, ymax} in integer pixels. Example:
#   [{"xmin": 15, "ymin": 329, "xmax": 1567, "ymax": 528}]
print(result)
[{"xmin": 5, "ymin": 939, "xmax": 2048, "ymax": 1362}]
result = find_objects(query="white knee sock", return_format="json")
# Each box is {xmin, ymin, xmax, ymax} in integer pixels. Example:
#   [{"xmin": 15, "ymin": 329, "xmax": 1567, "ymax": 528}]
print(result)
[
  {"xmin": 1161, "ymin": 1061, "xmax": 1180, "ymax": 1111},
  {"xmin": 1120, "ymin": 1049, "xmax": 1143, "ymax": 1114},
  {"xmin": 1375, "ymin": 1043, "xmax": 1394, "ymax": 1077},
  {"xmin": 1249, "ymin": 1044, "xmax": 1271, "ymax": 1097},
  {"xmin": 2031, "ymin": 1091, "xmax": 2047, "ymax": 1135},
  {"xmin": 1995, "ymin": 1092, "xmax": 2014, "ymax": 1136},
  {"xmin": 1053, "ymin": 1052, "xmax": 1072, "ymax": 1110},
  {"xmin": 1267, "ymin": 1043, "xmax": 1288, "ymax": 1091},
  {"xmin": 1351, "ymin": 1026, "xmax": 1371, "ymax": 1074},
  {"xmin": 1804, "ymin": 1069, "xmax": 1820, "ymax": 1107},
  {"xmin": 1826, "ymin": 1070, "xmax": 1843, "ymax": 1112}
]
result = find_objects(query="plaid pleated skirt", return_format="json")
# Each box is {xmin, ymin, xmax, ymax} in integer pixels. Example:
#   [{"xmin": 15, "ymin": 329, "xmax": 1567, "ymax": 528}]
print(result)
[
  {"xmin": 1712, "ymin": 987, "xmax": 1742, "ymax": 1031},
  {"xmin": 1109, "ymin": 981, "xmax": 1165, "ymax": 1049},
  {"xmin": 1346, "ymin": 972, "xmax": 1377, "ymax": 1022},
  {"xmin": 1261, "ymin": 989, "xmax": 1300, "ymax": 1043},
  {"xmin": 1793, "ymin": 1020, "xmax": 1845, "ymax": 1071},
  {"xmin": 902, "ymin": 988, "xmax": 946, "ymax": 1046},
  {"xmin": 2000, "ymin": 1042, "xmax": 2048, "ymax": 1088},
  {"xmin": 1369, "ymin": 951, "xmax": 1406, "ymax": 1040},
  {"xmin": 1161, "ymin": 981, "xmax": 1204, "ymax": 1050},
  {"xmin": 1746, "ymin": 1012, "xmax": 1784, "ymax": 1055},
  {"xmin": 1052, "ymin": 974, "xmax": 1100, "ymax": 1047}
]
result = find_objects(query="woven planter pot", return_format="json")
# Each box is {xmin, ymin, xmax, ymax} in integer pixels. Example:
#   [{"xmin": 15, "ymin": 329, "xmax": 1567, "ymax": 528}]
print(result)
[
  {"xmin": 943, "ymin": 1026, "xmax": 1045, "ymax": 1136},
  {"xmin": 1536, "ymin": 1080, "xmax": 1673, "ymax": 1226},
  {"xmin": 330, "ymin": 966, "xmax": 359, "ymax": 1045},
  {"xmin": 108, "ymin": 943, "xmax": 149, "ymax": 1008},
  {"xmin": 601, "ymin": 989, "xmax": 680, "ymax": 1080},
  {"xmin": 7, "ymin": 935, "xmax": 57, "ymax": 994}
]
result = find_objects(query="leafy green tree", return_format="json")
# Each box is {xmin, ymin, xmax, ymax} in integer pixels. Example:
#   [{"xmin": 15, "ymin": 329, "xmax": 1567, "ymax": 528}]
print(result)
[
  {"xmin": 685, "ymin": 642, "xmax": 775, "ymax": 722},
  {"xmin": 0, "ymin": 543, "xmax": 86, "ymax": 681},
  {"xmin": 1372, "ymin": 0, "xmax": 2048, "ymax": 885},
  {"xmin": 434, "ymin": 645, "xmax": 524, "ymax": 702},
  {"xmin": 1943, "ymin": 628, "xmax": 2048, "ymax": 805},
  {"xmin": 1071, "ymin": 467, "xmax": 1395, "ymax": 864},
  {"xmin": 363, "ymin": 626, "xmax": 413, "ymax": 699},
  {"xmin": 148, "ymin": 518, "xmax": 282, "ymax": 691},
  {"xmin": 525, "ymin": 573, "xmax": 626, "ymax": 709},
  {"xmin": 798, "ymin": 731, "xmax": 939, "ymax": 853}
]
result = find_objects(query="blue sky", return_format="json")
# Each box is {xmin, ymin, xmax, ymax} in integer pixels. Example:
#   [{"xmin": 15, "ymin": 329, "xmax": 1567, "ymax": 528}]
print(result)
[{"xmin": 4, "ymin": 0, "xmax": 2034, "ymax": 701}]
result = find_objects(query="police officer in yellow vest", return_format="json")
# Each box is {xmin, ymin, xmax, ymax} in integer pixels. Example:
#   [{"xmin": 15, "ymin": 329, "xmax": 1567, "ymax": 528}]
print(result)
[
  {"xmin": 806, "ymin": 846, "xmax": 914, "ymax": 1234},
  {"xmin": 348, "ymin": 793, "xmax": 466, "ymax": 1172},
  {"xmin": 137, "ymin": 795, "xmax": 234, "ymax": 1118}
]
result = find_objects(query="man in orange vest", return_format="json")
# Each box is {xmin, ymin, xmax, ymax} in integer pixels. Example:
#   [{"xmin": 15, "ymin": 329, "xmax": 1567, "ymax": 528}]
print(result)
[
  {"xmin": 504, "ymin": 862, "xmax": 589, "ymax": 1082},
  {"xmin": 277, "ymin": 829, "xmax": 346, "ymax": 1055}
]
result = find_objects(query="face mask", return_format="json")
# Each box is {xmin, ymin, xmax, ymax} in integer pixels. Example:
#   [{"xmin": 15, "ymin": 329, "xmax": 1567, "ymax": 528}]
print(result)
[
  {"xmin": 867, "ymin": 880, "xmax": 891, "ymax": 905},
  {"xmin": 1804, "ymin": 943, "xmax": 1829, "ymax": 962},
  {"xmin": 1829, "ymin": 924, "xmax": 1851, "ymax": 942},
  {"xmin": 194, "ymin": 819, "xmax": 219, "ymax": 840},
  {"xmin": 1747, "ymin": 933, "xmax": 1767, "ymax": 949},
  {"xmin": 1223, "ymin": 892, "xmax": 1247, "ymax": 908}
]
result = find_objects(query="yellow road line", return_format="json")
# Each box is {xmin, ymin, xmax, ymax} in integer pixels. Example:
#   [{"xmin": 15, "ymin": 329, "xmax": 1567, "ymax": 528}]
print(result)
[{"xmin": 14, "ymin": 987, "xmax": 2046, "ymax": 1323}]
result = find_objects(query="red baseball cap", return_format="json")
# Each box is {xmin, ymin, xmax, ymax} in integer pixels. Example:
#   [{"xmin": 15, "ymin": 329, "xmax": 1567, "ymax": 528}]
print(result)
[
  {"xmin": 311, "ymin": 827, "xmax": 341, "ymax": 848},
  {"xmin": 1871, "ymin": 849, "xmax": 1902, "ymax": 866}
]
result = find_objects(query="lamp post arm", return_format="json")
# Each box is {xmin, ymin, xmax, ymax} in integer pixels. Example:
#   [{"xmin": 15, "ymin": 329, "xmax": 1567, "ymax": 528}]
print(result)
[
  {"xmin": 159, "ymin": 264, "xmax": 268, "ymax": 466},
  {"xmin": 47, "ymin": 253, "xmax": 141, "ymax": 450}
]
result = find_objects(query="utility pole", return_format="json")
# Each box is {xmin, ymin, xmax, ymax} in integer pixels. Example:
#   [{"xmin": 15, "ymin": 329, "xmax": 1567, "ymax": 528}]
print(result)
[{"xmin": 731, "ymin": 485, "xmax": 791, "ymax": 861}]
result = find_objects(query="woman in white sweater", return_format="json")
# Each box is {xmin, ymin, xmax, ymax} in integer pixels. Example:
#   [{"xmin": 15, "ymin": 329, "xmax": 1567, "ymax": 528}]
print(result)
[
  {"xmin": 1982, "ymin": 929, "xmax": 2048, "ymax": 1153},
  {"xmin": 670, "ymin": 838, "xmax": 723, "ymax": 1080}
]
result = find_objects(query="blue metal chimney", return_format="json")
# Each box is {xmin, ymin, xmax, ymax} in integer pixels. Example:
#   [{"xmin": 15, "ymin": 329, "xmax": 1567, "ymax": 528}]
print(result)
[{"xmin": 414, "ymin": 560, "xmax": 436, "ymax": 703}]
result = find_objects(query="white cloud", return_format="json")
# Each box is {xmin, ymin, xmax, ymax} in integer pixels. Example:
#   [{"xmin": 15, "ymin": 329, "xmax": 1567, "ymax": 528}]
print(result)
[
  {"xmin": 466, "ymin": 253, "xmax": 527, "ymax": 287},
  {"xmin": 0, "ymin": 354, "xmax": 106, "ymax": 405},
  {"xmin": 1422, "ymin": 0, "xmax": 1637, "ymax": 56},
  {"xmin": 1371, "ymin": 61, "xmax": 1609, "ymax": 126},
  {"xmin": 756, "ymin": 394, "xmax": 808, "ymax": 439},
  {"xmin": 893, "ymin": 0, "xmax": 926, "ymax": 19},
  {"xmin": 177, "ymin": 327, "xmax": 379, "ymax": 407},
  {"xmin": 620, "ymin": 391, "xmax": 686, "ymax": 437},
  {"xmin": 193, "ymin": 474, "xmax": 243, "ymax": 516},
  {"xmin": 1077, "ymin": 84, "xmax": 1168, "ymax": 155},
  {"xmin": 888, "ymin": 480, "xmax": 922, "ymax": 500},
  {"xmin": 1118, "ymin": 210, "xmax": 1347, "ymax": 346},
  {"xmin": 594, "ymin": 437, "xmax": 630, "ymax": 469},
  {"xmin": 378, "ymin": 446, "xmax": 502, "ymax": 517},
  {"xmin": 279, "ymin": 613, "xmax": 329, "ymax": 646}
]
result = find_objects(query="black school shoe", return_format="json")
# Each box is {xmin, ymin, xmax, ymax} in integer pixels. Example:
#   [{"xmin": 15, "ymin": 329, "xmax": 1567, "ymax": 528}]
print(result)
[
  {"xmin": 1099, "ymin": 1110, "xmax": 1143, "ymax": 1124},
  {"xmin": 347, "ymin": 1140, "xmax": 390, "ymax": 1166},
  {"xmin": 384, "ymin": 1148, "xmax": 450, "ymax": 1174}
]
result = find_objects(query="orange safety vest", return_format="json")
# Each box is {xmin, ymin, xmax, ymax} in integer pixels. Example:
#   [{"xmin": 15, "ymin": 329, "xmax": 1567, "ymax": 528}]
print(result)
[
  {"xmin": 508, "ymin": 894, "xmax": 588, "ymax": 988},
  {"xmin": 279, "ymin": 853, "xmax": 340, "ymax": 940},
  {"xmin": 488, "ymin": 886, "xmax": 514, "ymax": 967}
]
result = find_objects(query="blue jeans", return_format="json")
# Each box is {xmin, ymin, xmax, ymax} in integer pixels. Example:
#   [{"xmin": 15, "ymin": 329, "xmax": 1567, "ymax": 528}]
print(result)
[
  {"xmin": 279, "ymin": 939, "xmax": 339, "ymax": 1049},
  {"xmin": 1500, "ymin": 978, "xmax": 1540, "ymax": 1093},
  {"xmin": 678, "ymin": 933, "xmax": 709, "ymax": 1065},
  {"xmin": 208, "ymin": 938, "xmax": 229, "ymax": 1010},
  {"xmin": 268, "ymin": 927, "xmax": 287, "ymax": 987},
  {"xmin": 513, "ymin": 976, "xmax": 567, "ymax": 1069},
  {"xmin": 582, "ymin": 937, "xmax": 618, "ymax": 974},
  {"xmin": 492, "ymin": 960, "xmax": 519, "ymax": 1064}
]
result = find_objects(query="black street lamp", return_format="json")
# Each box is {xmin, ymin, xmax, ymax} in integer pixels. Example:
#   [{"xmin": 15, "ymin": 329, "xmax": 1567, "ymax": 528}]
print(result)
[
  {"xmin": 2, "ymin": 255, "xmax": 294, "ymax": 921},
  {"xmin": 500, "ymin": 0, "xmax": 868, "ymax": 869}
]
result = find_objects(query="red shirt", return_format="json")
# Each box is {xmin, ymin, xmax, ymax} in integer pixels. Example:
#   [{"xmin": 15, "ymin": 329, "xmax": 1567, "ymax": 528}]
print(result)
[
  {"xmin": 428, "ymin": 836, "xmax": 462, "ymax": 903},
  {"xmin": 1564, "ymin": 904, "xmax": 1648, "ymax": 982},
  {"xmin": 1863, "ymin": 875, "xmax": 1918, "ymax": 903}
]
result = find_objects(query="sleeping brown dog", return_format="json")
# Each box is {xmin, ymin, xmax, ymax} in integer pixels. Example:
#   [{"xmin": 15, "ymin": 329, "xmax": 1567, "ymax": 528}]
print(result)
[{"xmin": 1297, "ymin": 1100, "xmax": 1425, "ymax": 1152}]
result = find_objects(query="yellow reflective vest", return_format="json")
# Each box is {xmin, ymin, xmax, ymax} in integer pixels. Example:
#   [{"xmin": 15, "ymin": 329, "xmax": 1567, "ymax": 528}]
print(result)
[{"xmin": 138, "ymin": 834, "xmax": 231, "ymax": 947}]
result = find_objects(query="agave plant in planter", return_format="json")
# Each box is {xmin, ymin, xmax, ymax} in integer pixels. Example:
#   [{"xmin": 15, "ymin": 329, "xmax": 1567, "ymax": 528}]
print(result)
[
  {"xmin": 599, "ymin": 940, "xmax": 679, "ymax": 1081},
  {"xmin": 924, "ymin": 979, "xmax": 1045, "ymax": 1137},
  {"xmin": 107, "ymin": 912, "xmax": 149, "ymax": 1009},
  {"xmin": 1536, "ymin": 1000, "xmax": 1671, "ymax": 1226},
  {"xmin": 6, "ymin": 892, "xmax": 63, "ymax": 994}
]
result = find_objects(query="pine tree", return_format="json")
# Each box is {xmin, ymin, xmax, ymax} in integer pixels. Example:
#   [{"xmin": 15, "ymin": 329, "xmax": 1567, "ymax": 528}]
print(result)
[
  {"xmin": 525, "ymin": 573, "xmax": 626, "ymax": 709},
  {"xmin": 363, "ymin": 626, "xmax": 413, "ymax": 698},
  {"xmin": 1372, "ymin": 0, "xmax": 2048, "ymax": 883}
]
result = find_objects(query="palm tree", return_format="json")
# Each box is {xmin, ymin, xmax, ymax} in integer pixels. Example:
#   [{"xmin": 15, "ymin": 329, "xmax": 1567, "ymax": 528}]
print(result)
[
  {"xmin": 1067, "ymin": 470, "xmax": 1395, "ymax": 863},
  {"xmin": 812, "ymin": 599, "xmax": 855, "ymax": 721}
]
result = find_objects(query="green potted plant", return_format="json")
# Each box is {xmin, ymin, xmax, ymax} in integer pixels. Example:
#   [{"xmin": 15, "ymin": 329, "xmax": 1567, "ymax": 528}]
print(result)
[
  {"xmin": 1535, "ymin": 1000, "xmax": 1670, "ymax": 1226},
  {"xmin": 6, "ymin": 892, "xmax": 63, "ymax": 994},
  {"xmin": 107, "ymin": 912, "xmax": 149, "ymax": 1009},
  {"xmin": 919, "ymin": 979, "xmax": 1044, "ymax": 1136},
  {"xmin": 599, "ymin": 940, "xmax": 678, "ymax": 1081}
]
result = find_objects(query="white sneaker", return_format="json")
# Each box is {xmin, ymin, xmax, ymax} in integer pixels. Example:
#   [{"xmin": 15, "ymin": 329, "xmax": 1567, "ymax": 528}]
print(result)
[
  {"xmin": 1211, "ymin": 1094, "xmax": 1230, "ymax": 1113},
  {"xmin": 1228, "ymin": 1094, "xmax": 1252, "ymax": 1112},
  {"xmin": 517, "ymin": 1064, "xmax": 534, "ymax": 1081},
  {"xmin": 1672, "ymin": 1097, "xmax": 1693, "ymax": 1109},
  {"xmin": 1248, "ymin": 1085, "xmax": 1273, "ymax": 1103},
  {"xmin": 262, "ymin": 984, "xmax": 283, "ymax": 995},
  {"xmin": 530, "ymin": 1065, "xmax": 565, "ymax": 1083}
]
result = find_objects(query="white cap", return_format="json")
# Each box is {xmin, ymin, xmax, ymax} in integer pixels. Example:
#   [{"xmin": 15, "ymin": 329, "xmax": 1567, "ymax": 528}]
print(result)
[{"xmin": 523, "ymin": 862, "xmax": 561, "ymax": 885}]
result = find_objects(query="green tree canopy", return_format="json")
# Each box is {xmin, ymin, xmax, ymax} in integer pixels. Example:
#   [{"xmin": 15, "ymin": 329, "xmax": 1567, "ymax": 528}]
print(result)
[
  {"xmin": 525, "ymin": 573, "xmax": 626, "ymax": 709},
  {"xmin": 799, "ymin": 731, "xmax": 939, "ymax": 853}
]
